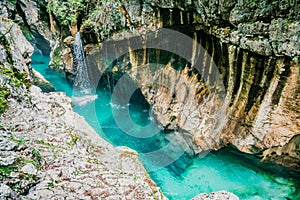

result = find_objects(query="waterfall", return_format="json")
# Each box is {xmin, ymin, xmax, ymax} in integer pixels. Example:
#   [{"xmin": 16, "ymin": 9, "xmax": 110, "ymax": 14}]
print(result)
[
  {"xmin": 73, "ymin": 32, "xmax": 91, "ymax": 93},
  {"xmin": 72, "ymin": 32, "xmax": 97, "ymax": 105}
]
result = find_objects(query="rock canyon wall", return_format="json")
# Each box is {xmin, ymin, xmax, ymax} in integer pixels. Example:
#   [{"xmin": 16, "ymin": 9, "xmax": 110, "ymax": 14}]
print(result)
[
  {"xmin": 6, "ymin": 0, "xmax": 299, "ymax": 173},
  {"xmin": 58, "ymin": 0, "xmax": 299, "ymax": 172}
]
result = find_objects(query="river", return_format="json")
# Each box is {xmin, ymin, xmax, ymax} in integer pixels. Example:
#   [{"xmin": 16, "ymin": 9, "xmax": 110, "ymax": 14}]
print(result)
[{"xmin": 30, "ymin": 50, "xmax": 298, "ymax": 200}]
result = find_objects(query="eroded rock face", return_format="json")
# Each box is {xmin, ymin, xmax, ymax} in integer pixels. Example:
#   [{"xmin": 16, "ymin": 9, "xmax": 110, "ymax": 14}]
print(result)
[
  {"xmin": 78, "ymin": 0, "xmax": 299, "ymax": 57},
  {"xmin": 262, "ymin": 133, "xmax": 300, "ymax": 170},
  {"xmin": 151, "ymin": 2, "xmax": 297, "ymax": 168},
  {"xmin": 14, "ymin": 0, "xmax": 53, "ymax": 54},
  {"xmin": 19, "ymin": 0, "xmax": 298, "ymax": 174},
  {"xmin": 92, "ymin": 29, "xmax": 299, "ymax": 173},
  {"xmin": 0, "ymin": 17, "xmax": 54, "ymax": 92},
  {"xmin": 0, "ymin": 17, "xmax": 33, "ymax": 73}
]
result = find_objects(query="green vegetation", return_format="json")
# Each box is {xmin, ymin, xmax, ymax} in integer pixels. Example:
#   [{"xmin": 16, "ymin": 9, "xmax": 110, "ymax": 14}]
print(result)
[
  {"xmin": 0, "ymin": 88, "xmax": 10, "ymax": 114},
  {"xmin": 0, "ymin": 27, "xmax": 14, "ymax": 66},
  {"xmin": 0, "ymin": 63, "xmax": 31, "ymax": 114},
  {"xmin": 68, "ymin": 133, "xmax": 82, "ymax": 145},
  {"xmin": 31, "ymin": 149, "xmax": 43, "ymax": 164},
  {"xmin": 19, "ymin": 25, "xmax": 34, "ymax": 41},
  {"xmin": 8, "ymin": 136, "xmax": 26, "ymax": 145},
  {"xmin": 19, "ymin": 157, "xmax": 40, "ymax": 170},
  {"xmin": 35, "ymin": 139, "xmax": 68, "ymax": 150},
  {"xmin": 87, "ymin": 2, "xmax": 125, "ymax": 40},
  {"xmin": 50, "ymin": 46, "xmax": 64, "ymax": 70},
  {"xmin": 47, "ymin": 181, "xmax": 55, "ymax": 189},
  {"xmin": 169, "ymin": 115, "xmax": 177, "ymax": 122},
  {"xmin": 47, "ymin": 0, "xmax": 123, "ymax": 39},
  {"xmin": 0, "ymin": 156, "xmax": 40, "ymax": 181},
  {"xmin": 7, "ymin": 0, "xmax": 17, "ymax": 5},
  {"xmin": 0, "ymin": 166, "xmax": 12, "ymax": 176},
  {"xmin": 47, "ymin": 0, "xmax": 88, "ymax": 26},
  {"xmin": 0, "ymin": 26, "xmax": 32, "ymax": 114}
]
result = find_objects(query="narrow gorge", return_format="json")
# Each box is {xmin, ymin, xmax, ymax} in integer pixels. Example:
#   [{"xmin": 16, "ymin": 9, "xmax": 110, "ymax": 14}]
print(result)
[{"xmin": 0, "ymin": 0, "xmax": 299, "ymax": 199}]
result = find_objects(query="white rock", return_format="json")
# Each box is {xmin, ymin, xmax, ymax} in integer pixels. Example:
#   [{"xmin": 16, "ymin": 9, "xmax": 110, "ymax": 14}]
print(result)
[
  {"xmin": 0, "ymin": 184, "xmax": 14, "ymax": 199},
  {"xmin": 21, "ymin": 163, "xmax": 37, "ymax": 175},
  {"xmin": 0, "ymin": 151, "xmax": 17, "ymax": 166},
  {"xmin": 0, "ymin": 138, "xmax": 17, "ymax": 151}
]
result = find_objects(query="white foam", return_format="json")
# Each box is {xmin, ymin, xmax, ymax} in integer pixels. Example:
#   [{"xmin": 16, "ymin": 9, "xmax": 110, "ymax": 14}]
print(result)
[{"xmin": 72, "ymin": 95, "xmax": 98, "ymax": 106}]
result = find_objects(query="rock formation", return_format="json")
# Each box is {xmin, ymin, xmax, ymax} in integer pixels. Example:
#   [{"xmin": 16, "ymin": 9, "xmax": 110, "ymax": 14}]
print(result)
[
  {"xmin": 0, "ymin": 16, "xmax": 165, "ymax": 199},
  {"xmin": 47, "ymin": 0, "xmax": 299, "ymax": 173},
  {"xmin": 1, "ymin": 0, "xmax": 299, "ymax": 198}
]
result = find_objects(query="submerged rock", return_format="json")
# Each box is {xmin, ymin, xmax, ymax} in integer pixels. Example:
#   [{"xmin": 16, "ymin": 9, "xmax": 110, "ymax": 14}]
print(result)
[{"xmin": 192, "ymin": 190, "xmax": 239, "ymax": 200}]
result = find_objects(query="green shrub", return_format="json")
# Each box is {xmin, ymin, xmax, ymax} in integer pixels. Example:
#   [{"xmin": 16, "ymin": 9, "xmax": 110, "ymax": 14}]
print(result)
[
  {"xmin": 47, "ymin": 0, "xmax": 87, "ymax": 26},
  {"xmin": 169, "ymin": 115, "xmax": 177, "ymax": 122},
  {"xmin": 0, "ymin": 88, "xmax": 10, "ymax": 114}
]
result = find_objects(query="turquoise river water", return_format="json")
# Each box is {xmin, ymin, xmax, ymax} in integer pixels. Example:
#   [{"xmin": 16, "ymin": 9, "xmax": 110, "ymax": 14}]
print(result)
[{"xmin": 31, "ymin": 51, "xmax": 299, "ymax": 200}]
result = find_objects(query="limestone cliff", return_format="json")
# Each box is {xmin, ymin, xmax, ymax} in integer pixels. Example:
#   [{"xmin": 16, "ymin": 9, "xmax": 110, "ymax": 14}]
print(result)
[
  {"xmin": 9, "ymin": 0, "xmax": 298, "ymax": 174},
  {"xmin": 50, "ymin": 0, "xmax": 300, "ymax": 173}
]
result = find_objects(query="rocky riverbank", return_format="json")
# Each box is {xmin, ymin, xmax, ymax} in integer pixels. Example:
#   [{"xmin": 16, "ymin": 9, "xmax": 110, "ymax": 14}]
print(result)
[
  {"xmin": 0, "ymin": 86, "xmax": 165, "ymax": 199},
  {"xmin": 0, "ymin": 16, "xmax": 166, "ymax": 199}
]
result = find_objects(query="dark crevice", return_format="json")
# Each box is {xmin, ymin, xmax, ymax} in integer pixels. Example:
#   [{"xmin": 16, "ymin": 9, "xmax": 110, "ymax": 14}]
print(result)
[
  {"xmin": 272, "ymin": 57, "xmax": 291, "ymax": 105},
  {"xmin": 16, "ymin": 0, "xmax": 51, "ymax": 55},
  {"xmin": 16, "ymin": 0, "xmax": 31, "ymax": 29},
  {"xmin": 245, "ymin": 55, "xmax": 265, "ymax": 113},
  {"xmin": 172, "ymin": 9, "xmax": 182, "ymax": 25},
  {"xmin": 257, "ymin": 57, "xmax": 276, "ymax": 106},
  {"xmin": 212, "ymin": 38, "xmax": 221, "ymax": 71},
  {"xmin": 160, "ymin": 8, "xmax": 171, "ymax": 27},
  {"xmin": 202, "ymin": 34, "xmax": 211, "ymax": 81},
  {"xmin": 182, "ymin": 10, "xmax": 189, "ymax": 25},
  {"xmin": 220, "ymin": 43, "xmax": 229, "ymax": 90}
]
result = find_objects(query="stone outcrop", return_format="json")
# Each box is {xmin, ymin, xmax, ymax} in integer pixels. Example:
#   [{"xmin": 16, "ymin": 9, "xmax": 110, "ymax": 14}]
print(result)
[
  {"xmin": 0, "ymin": 16, "xmax": 165, "ymax": 199},
  {"xmin": 0, "ymin": 0, "xmax": 54, "ymax": 54},
  {"xmin": 0, "ymin": 85, "xmax": 165, "ymax": 199}
]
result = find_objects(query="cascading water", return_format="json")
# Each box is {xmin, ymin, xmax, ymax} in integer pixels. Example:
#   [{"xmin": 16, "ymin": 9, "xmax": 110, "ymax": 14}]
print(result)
[
  {"xmin": 72, "ymin": 32, "xmax": 97, "ymax": 105},
  {"xmin": 73, "ymin": 32, "xmax": 91, "ymax": 92}
]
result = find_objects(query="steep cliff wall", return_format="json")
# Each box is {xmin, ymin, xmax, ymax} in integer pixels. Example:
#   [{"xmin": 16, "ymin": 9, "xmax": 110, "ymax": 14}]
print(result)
[
  {"xmin": 99, "ymin": 31, "xmax": 299, "ymax": 172},
  {"xmin": 48, "ymin": 0, "xmax": 299, "ymax": 172}
]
